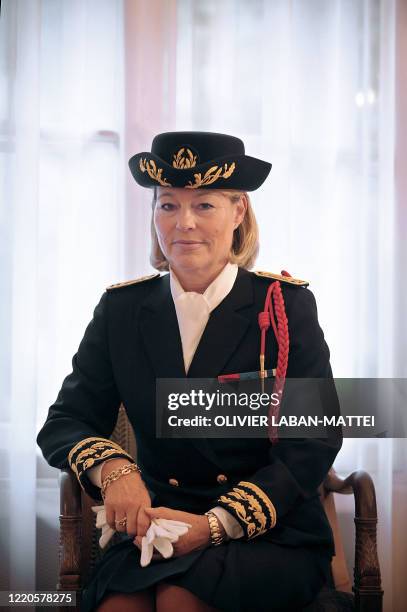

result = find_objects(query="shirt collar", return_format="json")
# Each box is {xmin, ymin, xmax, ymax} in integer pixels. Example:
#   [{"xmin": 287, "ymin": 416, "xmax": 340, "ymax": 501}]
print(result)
[{"xmin": 169, "ymin": 262, "xmax": 239, "ymax": 313}]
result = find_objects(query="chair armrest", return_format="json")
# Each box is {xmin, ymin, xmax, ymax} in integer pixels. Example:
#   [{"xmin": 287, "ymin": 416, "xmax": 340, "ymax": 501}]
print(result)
[
  {"xmin": 58, "ymin": 469, "xmax": 82, "ymax": 596},
  {"xmin": 324, "ymin": 468, "xmax": 384, "ymax": 612},
  {"xmin": 324, "ymin": 468, "xmax": 376, "ymax": 517},
  {"xmin": 55, "ymin": 408, "xmax": 135, "ymax": 610}
]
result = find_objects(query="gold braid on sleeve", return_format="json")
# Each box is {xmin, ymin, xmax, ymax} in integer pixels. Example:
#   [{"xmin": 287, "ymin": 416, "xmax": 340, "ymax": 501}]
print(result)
[
  {"xmin": 68, "ymin": 436, "xmax": 135, "ymax": 500},
  {"xmin": 217, "ymin": 481, "xmax": 277, "ymax": 540}
]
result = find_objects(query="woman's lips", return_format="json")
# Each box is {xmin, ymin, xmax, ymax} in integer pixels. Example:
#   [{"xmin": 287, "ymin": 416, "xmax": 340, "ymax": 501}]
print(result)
[
  {"xmin": 172, "ymin": 240, "xmax": 205, "ymax": 250},
  {"xmin": 173, "ymin": 240, "xmax": 203, "ymax": 244}
]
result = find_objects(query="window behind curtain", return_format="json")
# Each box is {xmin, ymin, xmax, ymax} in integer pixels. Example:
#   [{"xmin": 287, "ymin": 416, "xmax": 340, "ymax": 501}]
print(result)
[{"xmin": 0, "ymin": 0, "xmax": 125, "ymax": 591}]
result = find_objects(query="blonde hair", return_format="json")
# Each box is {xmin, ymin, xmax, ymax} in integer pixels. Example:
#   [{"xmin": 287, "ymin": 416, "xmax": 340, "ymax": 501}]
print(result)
[{"xmin": 149, "ymin": 187, "xmax": 259, "ymax": 271}]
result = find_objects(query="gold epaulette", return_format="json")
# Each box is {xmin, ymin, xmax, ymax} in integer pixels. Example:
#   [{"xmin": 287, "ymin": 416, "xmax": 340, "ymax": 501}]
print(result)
[
  {"xmin": 254, "ymin": 270, "xmax": 309, "ymax": 287},
  {"xmin": 106, "ymin": 273, "xmax": 160, "ymax": 291}
]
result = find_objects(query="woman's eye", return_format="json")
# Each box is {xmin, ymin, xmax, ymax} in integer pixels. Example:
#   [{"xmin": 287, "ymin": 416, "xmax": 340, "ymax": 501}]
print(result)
[
  {"xmin": 160, "ymin": 203, "xmax": 176, "ymax": 211},
  {"xmin": 197, "ymin": 202, "xmax": 214, "ymax": 210}
]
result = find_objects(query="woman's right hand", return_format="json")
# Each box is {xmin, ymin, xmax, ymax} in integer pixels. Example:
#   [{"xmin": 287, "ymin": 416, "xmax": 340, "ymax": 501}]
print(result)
[{"xmin": 101, "ymin": 459, "xmax": 152, "ymax": 539}]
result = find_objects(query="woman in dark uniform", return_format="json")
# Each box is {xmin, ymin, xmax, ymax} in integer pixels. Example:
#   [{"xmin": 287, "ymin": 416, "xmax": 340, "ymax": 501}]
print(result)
[{"xmin": 37, "ymin": 131, "xmax": 342, "ymax": 612}]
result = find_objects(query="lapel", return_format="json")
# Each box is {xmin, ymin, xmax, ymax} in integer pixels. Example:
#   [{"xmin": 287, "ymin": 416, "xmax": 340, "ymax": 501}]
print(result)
[
  {"xmin": 187, "ymin": 267, "xmax": 255, "ymax": 469},
  {"xmin": 139, "ymin": 273, "xmax": 186, "ymax": 378},
  {"xmin": 186, "ymin": 267, "xmax": 254, "ymax": 378},
  {"xmin": 138, "ymin": 268, "xmax": 255, "ymax": 470}
]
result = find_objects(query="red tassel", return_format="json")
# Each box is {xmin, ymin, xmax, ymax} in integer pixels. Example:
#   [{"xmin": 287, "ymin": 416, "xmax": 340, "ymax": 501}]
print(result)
[{"xmin": 258, "ymin": 281, "xmax": 289, "ymax": 444}]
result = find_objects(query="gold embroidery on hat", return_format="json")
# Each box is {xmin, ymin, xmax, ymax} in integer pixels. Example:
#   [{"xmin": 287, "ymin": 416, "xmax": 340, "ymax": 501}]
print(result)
[
  {"xmin": 172, "ymin": 147, "xmax": 197, "ymax": 169},
  {"xmin": 185, "ymin": 162, "xmax": 236, "ymax": 189},
  {"xmin": 139, "ymin": 158, "xmax": 172, "ymax": 186}
]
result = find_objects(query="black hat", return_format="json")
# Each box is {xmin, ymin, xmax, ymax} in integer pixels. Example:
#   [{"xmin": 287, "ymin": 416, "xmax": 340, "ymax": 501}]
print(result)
[{"xmin": 128, "ymin": 131, "xmax": 271, "ymax": 191}]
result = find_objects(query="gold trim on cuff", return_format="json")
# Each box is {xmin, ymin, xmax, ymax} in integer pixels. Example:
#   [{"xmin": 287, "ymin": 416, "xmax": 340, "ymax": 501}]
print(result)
[
  {"xmin": 68, "ymin": 436, "xmax": 134, "ymax": 492},
  {"xmin": 238, "ymin": 481, "xmax": 277, "ymax": 529},
  {"xmin": 218, "ymin": 481, "xmax": 276, "ymax": 539}
]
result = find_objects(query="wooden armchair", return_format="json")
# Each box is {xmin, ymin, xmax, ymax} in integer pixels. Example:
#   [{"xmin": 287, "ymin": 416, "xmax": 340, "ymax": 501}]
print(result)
[{"xmin": 57, "ymin": 407, "xmax": 383, "ymax": 611}]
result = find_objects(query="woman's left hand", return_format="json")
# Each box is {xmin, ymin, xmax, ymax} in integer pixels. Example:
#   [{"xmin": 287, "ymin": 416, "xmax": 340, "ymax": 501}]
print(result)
[{"xmin": 133, "ymin": 506, "xmax": 216, "ymax": 559}]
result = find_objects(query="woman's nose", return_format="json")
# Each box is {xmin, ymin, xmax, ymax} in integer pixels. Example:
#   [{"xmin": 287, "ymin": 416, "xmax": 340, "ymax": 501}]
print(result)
[{"xmin": 175, "ymin": 209, "xmax": 196, "ymax": 231}]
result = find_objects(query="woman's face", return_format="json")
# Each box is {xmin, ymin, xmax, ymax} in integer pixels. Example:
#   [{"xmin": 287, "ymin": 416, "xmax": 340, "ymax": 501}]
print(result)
[{"xmin": 154, "ymin": 187, "xmax": 246, "ymax": 275}]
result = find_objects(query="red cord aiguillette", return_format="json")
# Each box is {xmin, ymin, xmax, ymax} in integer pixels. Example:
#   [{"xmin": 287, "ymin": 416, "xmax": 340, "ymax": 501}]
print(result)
[{"xmin": 258, "ymin": 280, "xmax": 289, "ymax": 444}]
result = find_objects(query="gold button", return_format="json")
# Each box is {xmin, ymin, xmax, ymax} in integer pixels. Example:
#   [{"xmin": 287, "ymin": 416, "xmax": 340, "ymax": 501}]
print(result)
[
  {"xmin": 217, "ymin": 474, "xmax": 228, "ymax": 484},
  {"xmin": 169, "ymin": 478, "xmax": 179, "ymax": 487}
]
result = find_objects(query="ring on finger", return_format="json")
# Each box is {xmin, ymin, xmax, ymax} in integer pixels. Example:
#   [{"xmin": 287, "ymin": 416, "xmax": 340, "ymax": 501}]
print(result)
[{"xmin": 115, "ymin": 517, "xmax": 127, "ymax": 527}]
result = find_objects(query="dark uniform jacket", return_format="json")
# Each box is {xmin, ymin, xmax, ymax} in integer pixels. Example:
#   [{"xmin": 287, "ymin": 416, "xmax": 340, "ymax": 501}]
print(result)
[{"xmin": 36, "ymin": 267, "xmax": 342, "ymax": 556}]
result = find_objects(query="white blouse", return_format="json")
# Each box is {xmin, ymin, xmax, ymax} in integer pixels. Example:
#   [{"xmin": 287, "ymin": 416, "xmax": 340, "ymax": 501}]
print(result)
[{"xmin": 170, "ymin": 262, "xmax": 238, "ymax": 373}]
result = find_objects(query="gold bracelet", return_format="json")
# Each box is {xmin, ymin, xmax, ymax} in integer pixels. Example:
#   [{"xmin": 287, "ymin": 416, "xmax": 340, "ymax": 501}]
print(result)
[
  {"xmin": 101, "ymin": 463, "xmax": 141, "ymax": 500},
  {"xmin": 205, "ymin": 511, "xmax": 225, "ymax": 546}
]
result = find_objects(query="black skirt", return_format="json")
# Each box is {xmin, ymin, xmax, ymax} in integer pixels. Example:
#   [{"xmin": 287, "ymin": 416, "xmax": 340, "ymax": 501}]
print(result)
[{"xmin": 81, "ymin": 535, "xmax": 332, "ymax": 612}]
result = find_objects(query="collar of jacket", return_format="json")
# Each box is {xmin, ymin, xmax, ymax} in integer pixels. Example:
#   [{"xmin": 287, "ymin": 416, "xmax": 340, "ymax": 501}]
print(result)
[{"xmin": 139, "ymin": 266, "xmax": 254, "ymax": 380}]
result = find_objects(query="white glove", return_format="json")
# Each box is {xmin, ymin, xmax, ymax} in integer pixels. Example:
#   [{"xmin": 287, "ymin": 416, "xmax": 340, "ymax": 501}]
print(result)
[
  {"xmin": 91, "ymin": 505, "xmax": 116, "ymax": 549},
  {"xmin": 91, "ymin": 505, "xmax": 192, "ymax": 567},
  {"xmin": 140, "ymin": 518, "xmax": 192, "ymax": 567}
]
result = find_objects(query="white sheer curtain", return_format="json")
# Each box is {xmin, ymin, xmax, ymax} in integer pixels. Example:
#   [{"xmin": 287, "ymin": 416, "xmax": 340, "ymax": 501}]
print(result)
[{"xmin": 0, "ymin": 0, "xmax": 125, "ymax": 591}]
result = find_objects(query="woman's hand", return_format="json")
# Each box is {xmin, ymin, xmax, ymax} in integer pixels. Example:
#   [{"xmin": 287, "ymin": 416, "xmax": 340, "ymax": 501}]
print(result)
[
  {"xmin": 101, "ymin": 459, "xmax": 151, "ymax": 539},
  {"xmin": 133, "ymin": 506, "xmax": 225, "ymax": 559}
]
